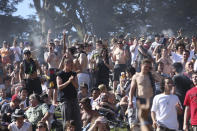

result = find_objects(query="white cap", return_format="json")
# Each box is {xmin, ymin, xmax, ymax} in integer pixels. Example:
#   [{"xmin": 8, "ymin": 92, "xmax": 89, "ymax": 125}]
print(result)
[{"xmin": 54, "ymin": 38, "xmax": 60, "ymax": 42}]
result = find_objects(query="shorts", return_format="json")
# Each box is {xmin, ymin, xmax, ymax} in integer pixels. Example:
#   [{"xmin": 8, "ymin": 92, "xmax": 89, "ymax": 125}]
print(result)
[
  {"xmin": 61, "ymin": 99, "xmax": 82, "ymax": 131},
  {"xmin": 113, "ymin": 64, "xmax": 126, "ymax": 81},
  {"xmin": 128, "ymin": 107, "xmax": 138, "ymax": 126},
  {"xmin": 48, "ymin": 68, "xmax": 58, "ymax": 89},
  {"xmin": 24, "ymin": 77, "xmax": 42, "ymax": 95}
]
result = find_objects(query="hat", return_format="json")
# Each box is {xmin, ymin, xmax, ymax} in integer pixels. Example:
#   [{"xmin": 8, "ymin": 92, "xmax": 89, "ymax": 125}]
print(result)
[
  {"xmin": 145, "ymin": 39, "xmax": 151, "ymax": 44},
  {"xmin": 3, "ymin": 41, "xmax": 8, "ymax": 45},
  {"xmin": 24, "ymin": 41, "xmax": 29, "ymax": 46},
  {"xmin": 80, "ymin": 82, "xmax": 88, "ymax": 89},
  {"xmin": 11, "ymin": 94, "xmax": 20, "ymax": 102},
  {"xmin": 140, "ymin": 37, "xmax": 145, "ymax": 42},
  {"xmin": 12, "ymin": 109, "xmax": 25, "ymax": 118},
  {"xmin": 23, "ymin": 49, "xmax": 31, "ymax": 54},
  {"xmin": 54, "ymin": 38, "xmax": 60, "ymax": 42}
]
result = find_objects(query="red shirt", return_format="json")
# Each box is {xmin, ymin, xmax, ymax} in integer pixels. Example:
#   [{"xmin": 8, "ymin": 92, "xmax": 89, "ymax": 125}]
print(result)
[{"xmin": 184, "ymin": 87, "xmax": 197, "ymax": 125}]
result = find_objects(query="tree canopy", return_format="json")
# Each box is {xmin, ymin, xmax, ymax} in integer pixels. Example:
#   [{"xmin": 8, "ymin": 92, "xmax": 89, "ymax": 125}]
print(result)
[{"xmin": 0, "ymin": 0, "xmax": 197, "ymax": 42}]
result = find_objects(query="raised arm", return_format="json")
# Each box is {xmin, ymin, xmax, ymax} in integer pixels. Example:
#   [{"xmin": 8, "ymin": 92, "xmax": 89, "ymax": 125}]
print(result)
[{"xmin": 19, "ymin": 63, "xmax": 24, "ymax": 82}]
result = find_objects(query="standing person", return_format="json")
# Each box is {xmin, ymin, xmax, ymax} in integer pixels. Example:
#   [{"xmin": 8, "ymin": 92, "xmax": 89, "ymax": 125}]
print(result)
[
  {"xmin": 44, "ymin": 42, "xmax": 59, "ymax": 104},
  {"xmin": 151, "ymin": 78, "xmax": 183, "ymax": 131},
  {"xmin": 129, "ymin": 59, "xmax": 162, "ymax": 107},
  {"xmin": 8, "ymin": 109, "xmax": 32, "ymax": 131},
  {"xmin": 157, "ymin": 48, "xmax": 173, "ymax": 75},
  {"xmin": 130, "ymin": 38, "xmax": 139, "ymax": 65},
  {"xmin": 149, "ymin": 34, "xmax": 161, "ymax": 52},
  {"xmin": 95, "ymin": 48, "xmax": 112, "ymax": 87},
  {"xmin": 10, "ymin": 39, "xmax": 21, "ymax": 63},
  {"xmin": 129, "ymin": 59, "xmax": 161, "ymax": 128},
  {"xmin": 172, "ymin": 62, "xmax": 192, "ymax": 129},
  {"xmin": 19, "ymin": 50, "xmax": 43, "ymax": 95},
  {"xmin": 75, "ymin": 44, "xmax": 90, "ymax": 89},
  {"xmin": 171, "ymin": 43, "xmax": 185, "ymax": 63},
  {"xmin": 56, "ymin": 58, "xmax": 82, "ymax": 131},
  {"xmin": 183, "ymin": 73, "xmax": 197, "ymax": 131},
  {"xmin": 112, "ymin": 41, "xmax": 129, "ymax": 92},
  {"xmin": 0, "ymin": 41, "xmax": 11, "ymax": 65}
]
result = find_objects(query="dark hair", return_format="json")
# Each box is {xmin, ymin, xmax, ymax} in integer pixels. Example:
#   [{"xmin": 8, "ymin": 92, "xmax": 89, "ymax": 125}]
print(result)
[
  {"xmin": 96, "ymin": 40, "xmax": 103, "ymax": 45},
  {"xmin": 141, "ymin": 58, "xmax": 152, "ymax": 65},
  {"xmin": 155, "ymin": 34, "xmax": 160, "ymax": 37},
  {"xmin": 119, "ymin": 34, "xmax": 124, "ymax": 39},
  {"xmin": 160, "ymin": 77, "xmax": 173, "ymax": 92},
  {"xmin": 126, "ymin": 66, "xmax": 136, "ymax": 76},
  {"xmin": 176, "ymin": 43, "xmax": 185, "ymax": 50},
  {"xmin": 41, "ymin": 93, "xmax": 48, "ymax": 101},
  {"xmin": 91, "ymin": 88, "xmax": 100, "ymax": 93},
  {"xmin": 183, "ymin": 49, "xmax": 190, "ymax": 54},
  {"xmin": 172, "ymin": 62, "xmax": 183, "ymax": 73},
  {"xmin": 37, "ymin": 121, "xmax": 48, "ymax": 131},
  {"xmin": 5, "ymin": 64, "xmax": 14, "ymax": 72},
  {"xmin": 65, "ymin": 120, "xmax": 75, "ymax": 130},
  {"xmin": 80, "ymin": 82, "xmax": 88, "ymax": 90},
  {"xmin": 3, "ymin": 76, "xmax": 11, "ymax": 82},
  {"xmin": 49, "ymin": 42, "xmax": 55, "ymax": 47},
  {"xmin": 80, "ymin": 97, "xmax": 91, "ymax": 109},
  {"xmin": 100, "ymin": 48, "xmax": 109, "ymax": 62},
  {"xmin": 20, "ymin": 87, "xmax": 28, "ymax": 93}
]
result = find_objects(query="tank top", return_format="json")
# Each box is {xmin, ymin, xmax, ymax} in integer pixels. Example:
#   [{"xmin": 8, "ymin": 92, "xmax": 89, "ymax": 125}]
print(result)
[{"xmin": 23, "ymin": 58, "xmax": 37, "ymax": 74}]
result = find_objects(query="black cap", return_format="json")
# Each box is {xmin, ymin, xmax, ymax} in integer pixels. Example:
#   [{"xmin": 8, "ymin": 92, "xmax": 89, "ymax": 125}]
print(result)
[
  {"xmin": 23, "ymin": 50, "xmax": 31, "ymax": 54},
  {"xmin": 12, "ymin": 109, "xmax": 25, "ymax": 118}
]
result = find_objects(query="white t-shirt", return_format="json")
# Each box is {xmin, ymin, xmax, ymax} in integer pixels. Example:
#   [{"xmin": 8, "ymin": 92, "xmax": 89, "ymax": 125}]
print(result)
[
  {"xmin": 44, "ymin": 52, "xmax": 59, "ymax": 68},
  {"xmin": 149, "ymin": 41, "xmax": 161, "ymax": 51},
  {"xmin": 171, "ymin": 52, "xmax": 183, "ymax": 63},
  {"xmin": 194, "ymin": 59, "xmax": 197, "ymax": 72},
  {"xmin": 10, "ymin": 46, "xmax": 21, "ymax": 62},
  {"xmin": 130, "ymin": 45, "xmax": 138, "ymax": 64},
  {"xmin": 151, "ymin": 94, "xmax": 181, "ymax": 130},
  {"xmin": 9, "ymin": 122, "xmax": 31, "ymax": 131}
]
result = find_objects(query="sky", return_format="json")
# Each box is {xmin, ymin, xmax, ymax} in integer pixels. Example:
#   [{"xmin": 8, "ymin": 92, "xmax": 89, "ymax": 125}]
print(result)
[{"xmin": 13, "ymin": 0, "xmax": 36, "ymax": 19}]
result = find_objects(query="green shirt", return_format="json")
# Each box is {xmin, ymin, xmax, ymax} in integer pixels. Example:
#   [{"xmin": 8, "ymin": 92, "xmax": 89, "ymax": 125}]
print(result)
[{"xmin": 25, "ymin": 103, "xmax": 48, "ymax": 125}]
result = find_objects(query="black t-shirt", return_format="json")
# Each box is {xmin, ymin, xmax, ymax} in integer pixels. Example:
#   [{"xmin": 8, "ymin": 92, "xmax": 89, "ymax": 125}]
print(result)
[
  {"xmin": 57, "ymin": 71, "xmax": 77, "ymax": 101},
  {"xmin": 173, "ymin": 74, "xmax": 192, "ymax": 104},
  {"xmin": 1, "ymin": 103, "xmax": 19, "ymax": 123}
]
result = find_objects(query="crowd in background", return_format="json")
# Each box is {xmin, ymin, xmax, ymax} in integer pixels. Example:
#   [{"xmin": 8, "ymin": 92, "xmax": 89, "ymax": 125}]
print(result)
[{"xmin": 0, "ymin": 29, "xmax": 197, "ymax": 131}]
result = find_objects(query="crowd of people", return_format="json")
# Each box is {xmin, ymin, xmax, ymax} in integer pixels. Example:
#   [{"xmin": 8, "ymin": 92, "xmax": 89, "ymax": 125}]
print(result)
[{"xmin": 0, "ymin": 29, "xmax": 197, "ymax": 131}]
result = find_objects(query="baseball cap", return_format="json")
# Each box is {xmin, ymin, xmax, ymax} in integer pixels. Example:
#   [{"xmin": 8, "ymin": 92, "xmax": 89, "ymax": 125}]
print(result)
[
  {"xmin": 54, "ymin": 38, "xmax": 60, "ymax": 42},
  {"xmin": 23, "ymin": 49, "xmax": 31, "ymax": 54},
  {"xmin": 11, "ymin": 94, "xmax": 20, "ymax": 102}
]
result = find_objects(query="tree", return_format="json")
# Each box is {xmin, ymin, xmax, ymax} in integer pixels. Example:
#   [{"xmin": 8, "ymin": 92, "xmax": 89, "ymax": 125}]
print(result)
[{"xmin": 0, "ymin": 0, "xmax": 23, "ymax": 15}]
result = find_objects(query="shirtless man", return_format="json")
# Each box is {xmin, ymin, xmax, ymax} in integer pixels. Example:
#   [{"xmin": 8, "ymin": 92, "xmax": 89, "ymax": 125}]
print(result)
[
  {"xmin": 112, "ymin": 41, "xmax": 129, "ymax": 92},
  {"xmin": 76, "ymin": 44, "xmax": 90, "ymax": 89},
  {"xmin": 80, "ymin": 97, "xmax": 100, "ymax": 129},
  {"xmin": 19, "ymin": 50, "xmax": 42, "ymax": 95},
  {"xmin": 44, "ymin": 42, "xmax": 59, "ymax": 103},
  {"xmin": 129, "ymin": 59, "xmax": 161, "ymax": 128},
  {"xmin": 157, "ymin": 48, "xmax": 173, "ymax": 75}
]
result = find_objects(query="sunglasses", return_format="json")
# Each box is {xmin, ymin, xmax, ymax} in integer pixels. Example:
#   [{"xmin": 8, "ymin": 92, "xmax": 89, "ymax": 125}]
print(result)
[{"xmin": 37, "ymin": 125, "xmax": 44, "ymax": 128}]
